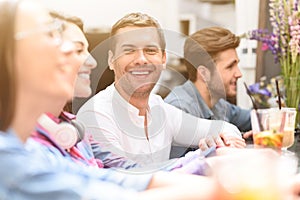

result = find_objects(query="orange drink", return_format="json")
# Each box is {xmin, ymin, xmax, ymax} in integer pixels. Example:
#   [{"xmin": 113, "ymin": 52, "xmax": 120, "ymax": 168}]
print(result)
[
  {"xmin": 212, "ymin": 149, "xmax": 298, "ymax": 200},
  {"xmin": 251, "ymin": 108, "xmax": 288, "ymax": 150},
  {"xmin": 253, "ymin": 130, "xmax": 283, "ymax": 149}
]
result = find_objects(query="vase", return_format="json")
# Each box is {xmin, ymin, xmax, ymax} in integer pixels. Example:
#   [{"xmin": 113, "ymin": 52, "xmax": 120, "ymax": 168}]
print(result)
[{"xmin": 284, "ymin": 76, "xmax": 300, "ymax": 128}]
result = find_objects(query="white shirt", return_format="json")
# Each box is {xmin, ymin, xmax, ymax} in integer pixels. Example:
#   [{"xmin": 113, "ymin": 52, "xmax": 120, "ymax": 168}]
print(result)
[{"xmin": 77, "ymin": 84, "xmax": 241, "ymax": 165}]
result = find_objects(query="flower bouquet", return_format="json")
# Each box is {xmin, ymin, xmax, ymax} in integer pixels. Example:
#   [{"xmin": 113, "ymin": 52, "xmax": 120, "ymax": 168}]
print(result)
[
  {"xmin": 246, "ymin": 76, "xmax": 285, "ymax": 109},
  {"xmin": 244, "ymin": 0, "xmax": 300, "ymax": 127}
]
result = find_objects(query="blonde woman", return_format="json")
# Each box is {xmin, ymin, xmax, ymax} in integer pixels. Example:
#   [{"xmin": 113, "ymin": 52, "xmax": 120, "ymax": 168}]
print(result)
[{"xmin": 0, "ymin": 1, "xmax": 219, "ymax": 199}]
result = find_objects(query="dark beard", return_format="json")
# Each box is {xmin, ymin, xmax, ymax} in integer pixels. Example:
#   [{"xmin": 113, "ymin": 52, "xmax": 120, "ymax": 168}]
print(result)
[{"xmin": 207, "ymin": 80, "xmax": 226, "ymax": 100}]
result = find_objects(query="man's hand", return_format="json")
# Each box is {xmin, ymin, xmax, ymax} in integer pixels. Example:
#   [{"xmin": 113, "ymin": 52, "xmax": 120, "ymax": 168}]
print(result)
[
  {"xmin": 199, "ymin": 135, "xmax": 225, "ymax": 151},
  {"xmin": 198, "ymin": 121, "xmax": 246, "ymax": 151},
  {"xmin": 219, "ymin": 132, "xmax": 246, "ymax": 148},
  {"xmin": 199, "ymin": 134, "xmax": 245, "ymax": 151},
  {"xmin": 242, "ymin": 130, "xmax": 253, "ymax": 139}
]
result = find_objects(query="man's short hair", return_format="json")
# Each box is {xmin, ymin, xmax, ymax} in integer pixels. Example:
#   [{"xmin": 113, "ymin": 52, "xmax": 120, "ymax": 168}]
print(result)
[
  {"xmin": 184, "ymin": 27, "xmax": 240, "ymax": 82},
  {"xmin": 109, "ymin": 12, "xmax": 166, "ymax": 53}
]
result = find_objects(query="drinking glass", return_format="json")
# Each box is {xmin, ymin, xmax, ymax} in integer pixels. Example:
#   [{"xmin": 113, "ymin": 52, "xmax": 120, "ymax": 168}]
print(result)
[
  {"xmin": 251, "ymin": 108, "xmax": 285, "ymax": 149},
  {"xmin": 251, "ymin": 108, "xmax": 297, "ymax": 151},
  {"xmin": 212, "ymin": 148, "xmax": 298, "ymax": 200},
  {"xmin": 280, "ymin": 107, "xmax": 297, "ymax": 150}
]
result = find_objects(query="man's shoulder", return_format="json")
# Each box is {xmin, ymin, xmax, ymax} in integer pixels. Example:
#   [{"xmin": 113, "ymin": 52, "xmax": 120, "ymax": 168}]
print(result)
[
  {"xmin": 170, "ymin": 81, "xmax": 191, "ymax": 94},
  {"xmin": 217, "ymin": 98, "xmax": 232, "ymax": 106},
  {"xmin": 217, "ymin": 98, "xmax": 246, "ymax": 111},
  {"xmin": 149, "ymin": 93, "xmax": 168, "ymax": 109},
  {"xmin": 93, "ymin": 84, "xmax": 115, "ymax": 102},
  {"xmin": 165, "ymin": 81, "xmax": 196, "ymax": 104},
  {"xmin": 78, "ymin": 84, "xmax": 114, "ymax": 114},
  {"xmin": 216, "ymin": 99, "xmax": 251, "ymax": 116}
]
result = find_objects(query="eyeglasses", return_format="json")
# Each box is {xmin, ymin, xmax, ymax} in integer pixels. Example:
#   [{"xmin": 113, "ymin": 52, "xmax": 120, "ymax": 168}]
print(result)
[{"xmin": 14, "ymin": 18, "xmax": 64, "ymax": 41}]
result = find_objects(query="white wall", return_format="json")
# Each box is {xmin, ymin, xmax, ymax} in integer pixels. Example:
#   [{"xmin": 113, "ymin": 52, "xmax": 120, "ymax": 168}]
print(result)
[
  {"xmin": 40, "ymin": 0, "xmax": 179, "ymax": 31},
  {"xmin": 41, "ymin": 0, "xmax": 260, "ymax": 108},
  {"xmin": 178, "ymin": 1, "xmax": 236, "ymax": 32},
  {"xmin": 235, "ymin": 0, "xmax": 260, "ymax": 109},
  {"xmin": 40, "ymin": 0, "xmax": 180, "ymax": 64}
]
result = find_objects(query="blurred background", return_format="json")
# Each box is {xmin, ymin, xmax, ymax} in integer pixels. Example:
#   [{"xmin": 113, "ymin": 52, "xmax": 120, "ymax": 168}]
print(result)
[{"xmin": 40, "ymin": 0, "xmax": 277, "ymax": 113}]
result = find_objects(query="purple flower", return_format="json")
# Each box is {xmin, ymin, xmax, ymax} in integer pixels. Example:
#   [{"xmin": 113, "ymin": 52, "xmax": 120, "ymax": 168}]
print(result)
[
  {"xmin": 244, "ymin": 0, "xmax": 300, "ymax": 67},
  {"xmin": 249, "ymin": 83, "xmax": 272, "ymax": 97}
]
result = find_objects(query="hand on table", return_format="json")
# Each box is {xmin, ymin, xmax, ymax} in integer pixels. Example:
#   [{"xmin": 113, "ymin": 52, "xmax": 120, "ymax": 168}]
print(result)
[
  {"xmin": 198, "ymin": 133, "xmax": 246, "ymax": 151},
  {"xmin": 198, "ymin": 120, "xmax": 246, "ymax": 151},
  {"xmin": 242, "ymin": 130, "xmax": 253, "ymax": 139},
  {"xmin": 219, "ymin": 132, "xmax": 246, "ymax": 148}
]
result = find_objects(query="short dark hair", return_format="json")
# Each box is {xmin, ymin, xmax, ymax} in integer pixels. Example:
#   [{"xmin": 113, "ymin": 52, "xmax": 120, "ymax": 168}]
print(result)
[
  {"xmin": 109, "ymin": 12, "xmax": 166, "ymax": 53},
  {"xmin": 184, "ymin": 27, "xmax": 240, "ymax": 82}
]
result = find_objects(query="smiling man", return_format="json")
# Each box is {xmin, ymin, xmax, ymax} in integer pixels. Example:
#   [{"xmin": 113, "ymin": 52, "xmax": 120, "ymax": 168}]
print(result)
[
  {"xmin": 165, "ymin": 27, "xmax": 251, "ymax": 133},
  {"xmin": 77, "ymin": 14, "xmax": 245, "ymax": 166}
]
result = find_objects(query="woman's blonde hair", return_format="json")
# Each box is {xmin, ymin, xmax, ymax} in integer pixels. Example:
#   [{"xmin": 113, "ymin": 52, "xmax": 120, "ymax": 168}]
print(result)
[
  {"xmin": 0, "ymin": 0, "xmax": 19, "ymax": 131},
  {"xmin": 49, "ymin": 11, "xmax": 85, "ymax": 114}
]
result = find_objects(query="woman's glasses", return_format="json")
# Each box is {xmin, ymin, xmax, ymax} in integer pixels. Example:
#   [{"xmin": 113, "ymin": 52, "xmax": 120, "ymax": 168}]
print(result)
[
  {"xmin": 14, "ymin": 18, "xmax": 64, "ymax": 41},
  {"xmin": 15, "ymin": 18, "xmax": 76, "ymax": 54}
]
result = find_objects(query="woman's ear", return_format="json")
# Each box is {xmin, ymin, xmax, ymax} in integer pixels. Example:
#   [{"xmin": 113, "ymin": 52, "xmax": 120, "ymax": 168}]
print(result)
[
  {"xmin": 197, "ymin": 65, "xmax": 210, "ymax": 82},
  {"xmin": 108, "ymin": 50, "xmax": 114, "ymax": 70}
]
